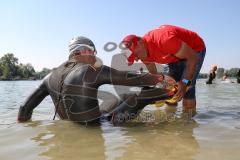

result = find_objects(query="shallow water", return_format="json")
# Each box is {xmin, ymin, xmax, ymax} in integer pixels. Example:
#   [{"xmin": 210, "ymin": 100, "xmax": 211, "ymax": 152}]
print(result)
[{"xmin": 0, "ymin": 80, "xmax": 240, "ymax": 160}]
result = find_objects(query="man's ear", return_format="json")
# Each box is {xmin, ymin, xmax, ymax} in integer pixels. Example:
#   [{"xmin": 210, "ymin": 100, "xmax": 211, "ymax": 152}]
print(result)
[{"xmin": 136, "ymin": 39, "xmax": 143, "ymax": 51}]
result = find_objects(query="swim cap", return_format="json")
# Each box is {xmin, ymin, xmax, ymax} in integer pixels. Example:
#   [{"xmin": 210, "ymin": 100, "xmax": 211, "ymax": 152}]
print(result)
[{"xmin": 69, "ymin": 36, "xmax": 96, "ymax": 55}]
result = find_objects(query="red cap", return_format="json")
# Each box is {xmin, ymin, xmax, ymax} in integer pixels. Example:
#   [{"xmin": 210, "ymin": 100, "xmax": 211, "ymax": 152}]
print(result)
[{"xmin": 121, "ymin": 35, "xmax": 139, "ymax": 66}]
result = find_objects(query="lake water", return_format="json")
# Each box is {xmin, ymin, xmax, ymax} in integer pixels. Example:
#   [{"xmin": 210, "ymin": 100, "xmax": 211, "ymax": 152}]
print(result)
[{"xmin": 0, "ymin": 80, "xmax": 240, "ymax": 160}]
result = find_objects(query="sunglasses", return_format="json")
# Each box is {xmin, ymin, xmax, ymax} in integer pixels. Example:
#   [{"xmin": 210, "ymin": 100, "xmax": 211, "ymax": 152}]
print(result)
[{"xmin": 70, "ymin": 44, "xmax": 97, "ymax": 55}]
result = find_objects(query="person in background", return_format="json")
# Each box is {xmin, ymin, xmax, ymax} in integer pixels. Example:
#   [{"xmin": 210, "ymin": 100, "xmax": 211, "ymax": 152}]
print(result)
[
  {"xmin": 237, "ymin": 69, "xmax": 240, "ymax": 84},
  {"xmin": 221, "ymin": 73, "xmax": 228, "ymax": 81},
  {"xmin": 206, "ymin": 64, "xmax": 217, "ymax": 84}
]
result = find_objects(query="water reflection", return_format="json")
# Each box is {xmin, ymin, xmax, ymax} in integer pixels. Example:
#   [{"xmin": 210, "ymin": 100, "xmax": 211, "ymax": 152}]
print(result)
[
  {"xmin": 29, "ymin": 121, "xmax": 106, "ymax": 160},
  {"xmin": 28, "ymin": 108, "xmax": 199, "ymax": 160},
  {"xmin": 121, "ymin": 122, "xmax": 199, "ymax": 160},
  {"xmin": 101, "ymin": 121, "xmax": 133, "ymax": 160},
  {"xmin": 1, "ymin": 81, "xmax": 240, "ymax": 160}
]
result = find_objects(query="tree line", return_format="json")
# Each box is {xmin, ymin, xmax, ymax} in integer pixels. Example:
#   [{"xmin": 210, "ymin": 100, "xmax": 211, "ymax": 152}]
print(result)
[
  {"xmin": 1, "ymin": 53, "xmax": 239, "ymax": 80},
  {"xmin": 216, "ymin": 68, "xmax": 240, "ymax": 78},
  {"xmin": 0, "ymin": 53, "xmax": 51, "ymax": 80}
]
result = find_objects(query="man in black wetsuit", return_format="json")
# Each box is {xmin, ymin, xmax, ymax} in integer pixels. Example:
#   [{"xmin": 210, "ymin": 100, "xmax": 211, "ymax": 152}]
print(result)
[{"xmin": 18, "ymin": 36, "xmax": 175, "ymax": 124}]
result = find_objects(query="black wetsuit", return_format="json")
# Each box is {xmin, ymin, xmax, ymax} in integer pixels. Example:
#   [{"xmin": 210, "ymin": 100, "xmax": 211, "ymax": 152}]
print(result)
[
  {"xmin": 18, "ymin": 60, "xmax": 173, "ymax": 124},
  {"xmin": 206, "ymin": 71, "xmax": 216, "ymax": 84}
]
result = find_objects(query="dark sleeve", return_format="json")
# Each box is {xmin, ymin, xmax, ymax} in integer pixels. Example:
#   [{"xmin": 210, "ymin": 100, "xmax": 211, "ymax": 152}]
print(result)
[
  {"xmin": 18, "ymin": 81, "xmax": 49, "ymax": 122},
  {"xmin": 97, "ymin": 66, "xmax": 162, "ymax": 86},
  {"xmin": 212, "ymin": 72, "xmax": 216, "ymax": 79}
]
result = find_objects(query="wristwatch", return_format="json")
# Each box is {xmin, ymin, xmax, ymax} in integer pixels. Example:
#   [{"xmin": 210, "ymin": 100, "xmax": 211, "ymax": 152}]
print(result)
[{"xmin": 182, "ymin": 79, "xmax": 192, "ymax": 86}]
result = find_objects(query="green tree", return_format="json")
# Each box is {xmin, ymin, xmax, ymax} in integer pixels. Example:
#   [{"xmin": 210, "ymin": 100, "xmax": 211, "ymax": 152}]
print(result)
[
  {"xmin": 228, "ymin": 68, "xmax": 240, "ymax": 77},
  {"xmin": 2, "ymin": 65, "xmax": 12, "ymax": 79},
  {"xmin": 0, "ymin": 65, "xmax": 2, "ymax": 77},
  {"xmin": 0, "ymin": 53, "xmax": 19, "ymax": 80},
  {"xmin": 18, "ymin": 63, "xmax": 35, "ymax": 78},
  {"xmin": 216, "ymin": 68, "xmax": 225, "ymax": 78},
  {"xmin": 35, "ymin": 68, "xmax": 51, "ymax": 79}
]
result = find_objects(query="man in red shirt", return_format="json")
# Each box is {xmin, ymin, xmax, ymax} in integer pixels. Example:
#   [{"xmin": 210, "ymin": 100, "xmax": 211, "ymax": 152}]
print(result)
[{"xmin": 121, "ymin": 25, "xmax": 206, "ymax": 113}]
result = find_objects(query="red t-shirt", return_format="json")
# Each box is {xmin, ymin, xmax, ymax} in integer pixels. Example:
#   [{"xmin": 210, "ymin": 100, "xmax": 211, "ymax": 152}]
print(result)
[{"xmin": 142, "ymin": 25, "xmax": 205, "ymax": 64}]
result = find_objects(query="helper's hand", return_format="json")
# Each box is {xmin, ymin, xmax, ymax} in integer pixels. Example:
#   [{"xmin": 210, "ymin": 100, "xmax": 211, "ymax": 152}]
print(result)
[{"xmin": 174, "ymin": 81, "xmax": 188, "ymax": 102}]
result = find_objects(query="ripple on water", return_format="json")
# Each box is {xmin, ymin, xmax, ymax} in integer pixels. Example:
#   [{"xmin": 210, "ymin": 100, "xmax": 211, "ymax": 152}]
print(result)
[{"xmin": 1, "ymin": 80, "xmax": 240, "ymax": 160}]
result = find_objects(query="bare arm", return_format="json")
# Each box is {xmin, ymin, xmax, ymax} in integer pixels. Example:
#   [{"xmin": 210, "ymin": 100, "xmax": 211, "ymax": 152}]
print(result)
[
  {"xmin": 173, "ymin": 42, "xmax": 198, "ymax": 101},
  {"xmin": 174, "ymin": 42, "xmax": 197, "ymax": 81}
]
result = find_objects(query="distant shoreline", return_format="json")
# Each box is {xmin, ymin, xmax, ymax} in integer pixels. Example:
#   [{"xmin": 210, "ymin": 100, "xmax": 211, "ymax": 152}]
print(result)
[
  {"xmin": 0, "ymin": 77, "xmax": 41, "ymax": 81},
  {"xmin": 0, "ymin": 79, "xmax": 41, "ymax": 81}
]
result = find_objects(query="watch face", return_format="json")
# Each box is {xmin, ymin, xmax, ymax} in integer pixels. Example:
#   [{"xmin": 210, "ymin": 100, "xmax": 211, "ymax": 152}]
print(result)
[{"xmin": 182, "ymin": 79, "xmax": 191, "ymax": 86}]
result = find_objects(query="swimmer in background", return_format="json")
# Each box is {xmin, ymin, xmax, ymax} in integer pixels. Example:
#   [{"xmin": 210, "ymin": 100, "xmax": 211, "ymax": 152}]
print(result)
[
  {"xmin": 221, "ymin": 73, "xmax": 234, "ymax": 83},
  {"xmin": 221, "ymin": 73, "xmax": 228, "ymax": 81},
  {"xmin": 237, "ymin": 69, "xmax": 240, "ymax": 84},
  {"xmin": 206, "ymin": 64, "xmax": 217, "ymax": 84}
]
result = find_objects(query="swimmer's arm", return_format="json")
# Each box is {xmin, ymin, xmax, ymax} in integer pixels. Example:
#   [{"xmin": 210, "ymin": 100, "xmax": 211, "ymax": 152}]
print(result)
[
  {"xmin": 18, "ymin": 82, "xmax": 49, "ymax": 122},
  {"xmin": 100, "ymin": 66, "xmax": 161, "ymax": 86}
]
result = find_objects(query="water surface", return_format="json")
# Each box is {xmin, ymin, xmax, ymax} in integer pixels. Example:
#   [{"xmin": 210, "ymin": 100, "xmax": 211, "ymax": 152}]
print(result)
[{"xmin": 0, "ymin": 80, "xmax": 240, "ymax": 160}]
